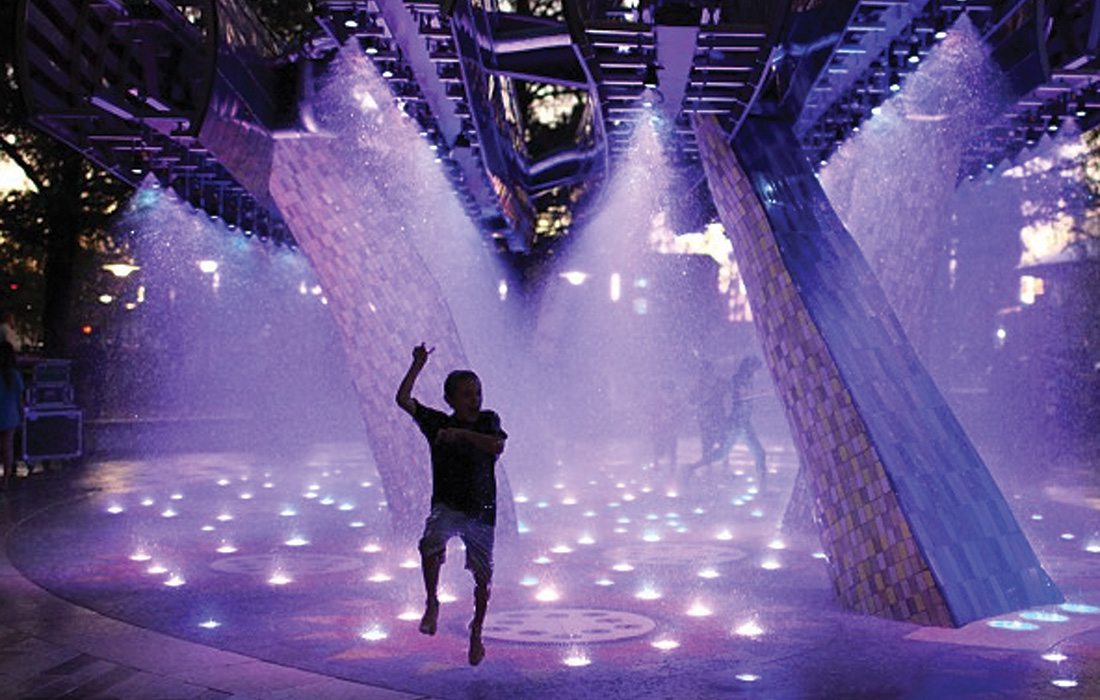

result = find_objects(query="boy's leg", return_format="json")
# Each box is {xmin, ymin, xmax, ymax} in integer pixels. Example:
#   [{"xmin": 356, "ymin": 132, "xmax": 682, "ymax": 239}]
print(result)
[
  {"xmin": 462, "ymin": 521, "xmax": 494, "ymax": 666},
  {"xmin": 418, "ymin": 507, "xmax": 453, "ymax": 635}
]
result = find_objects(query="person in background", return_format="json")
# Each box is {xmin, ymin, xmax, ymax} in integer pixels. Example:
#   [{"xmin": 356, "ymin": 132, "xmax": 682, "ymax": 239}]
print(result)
[
  {"xmin": 0, "ymin": 342, "xmax": 25, "ymax": 490},
  {"xmin": 0, "ymin": 312, "xmax": 21, "ymax": 353}
]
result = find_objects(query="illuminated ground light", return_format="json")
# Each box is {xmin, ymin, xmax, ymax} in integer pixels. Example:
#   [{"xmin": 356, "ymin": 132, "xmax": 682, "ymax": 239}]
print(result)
[
  {"xmin": 239, "ymin": 492, "xmax": 254, "ymax": 500},
  {"xmin": 438, "ymin": 592, "xmax": 458, "ymax": 603},
  {"xmin": 812, "ymin": 551, "xmax": 828, "ymax": 560},
  {"xmin": 550, "ymin": 545, "xmax": 574, "ymax": 554},
  {"xmin": 397, "ymin": 609, "xmax": 421, "ymax": 622},
  {"xmin": 734, "ymin": 620, "xmax": 764, "ymax": 638},
  {"xmin": 217, "ymin": 478, "xmax": 230, "ymax": 486},
  {"xmin": 338, "ymin": 503, "xmax": 355, "ymax": 511},
  {"xmin": 164, "ymin": 574, "xmax": 186, "ymax": 587},
  {"xmin": 362, "ymin": 543, "xmax": 383, "ymax": 553},
  {"xmin": 1042, "ymin": 652, "xmax": 1068, "ymax": 662},
  {"xmin": 129, "ymin": 551, "xmax": 152, "ymax": 562},
  {"xmin": 268, "ymin": 572, "xmax": 293, "ymax": 586},
  {"xmin": 198, "ymin": 619, "xmax": 221, "ymax": 629},
  {"xmin": 367, "ymin": 572, "xmax": 392, "ymax": 583},
  {"xmin": 534, "ymin": 555, "xmax": 553, "ymax": 565},
  {"xmin": 642, "ymin": 531, "xmax": 662, "ymax": 542},
  {"xmin": 349, "ymin": 521, "xmax": 365, "ymax": 528},
  {"xmin": 562, "ymin": 496, "xmax": 578, "ymax": 506},
  {"xmin": 140, "ymin": 498, "xmax": 155, "ymax": 507},
  {"xmin": 698, "ymin": 567, "xmax": 720, "ymax": 579},
  {"xmin": 360, "ymin": 625, "xmax": 388, "ymax": 642},
  {"xmin": 1051, "ymin": 679, "xmax": 1078, "ymax": 688},
  {"xmin": 399, "ymin": 558, "xmax": 419, "ymax": 569},
  {"xmin": 520, "ymin": 575, "xmax": 539, "ymax": 587},
  {"xmin": 106, "ymin": 504, "xmax": 125, "ymax": 514},
  {"xmin": 360, "ymin": 481, "xmax": 372, "ymax": 488},
  {"xmin": 651, "ymin": 639, "xmax": 680, "ymax": 651},
  {"xmin": 147, "ymin": 564, "xmax": 168, "ymax": 575},
  {"xmin": 735, "ymin": 673, "xmax": 760, "ymax": 682},
  {"xmin": 201, "ymin": 525, "xmax": 215, "ymax": 532},
  {"xmin": 216, "ymin": 513, "xmax": 234, "ymax": 522},
  {"xmin": 562, "ymin": 649, "xmax": 592, "ymax": 667},
  {"xmin": 635, "ymin": 585, "xmax": 661, "ymax": 601},
  {"xmin": 284, "ymin": 536, "xmax": 310, "ymax": 547},
  {"xmin": 1086, "ymin": 543, "xmax": 1100, "ymax": 553},
  {"xmin": 612, "ymin": 562, "xmax": 634, "ymax": 572},
  {"xmin": 160, "ymin": 508, "xmax": 178, "ymax": 518},
  {"xmin": 715, "ymin": 529, "xmax": 733, "ymax": 541},
  {"xmin": 320, "ymin": 496, "xmax": 336, "ymax": 505},
  {"xmin": 216, "ymin": 543, "xmax": 238, "ymax": 554},
  {"xmin": 279, "ymin": 507, "xmax": 297, "ymax": 517},
  {"xmin": 767, "ymin": 539, "xmax": 786, "ymax": 550},
  {"xmin": 595, "ymin": 578, "xmax": 614, "ymax": 587},
  {"xmin": 1061, "ymin": 603, "xmax": 1100, "ymax": 614},
  {"xmin": 518, "ymin": 522, "xmax": 531, "ymax": 534},
  {"xmin": 760, "ymin": 559, "xmax": 781, "ymax": 570},
  {"xmin": 666, "ymin": 490, "xmax": 679, "ymax": 498},
  {"xmin": 535, "ymin": 586, "xmax": 561, "ymax": 602},
  {"xmin": 514, "ymin": 494, "xmax": 529, "ymax": 503},
  {"xmin": 750, "ymin": 509, "xmax": 764, "ymax": 518},
  {"xmin": 987, "ymin": 620, "xmax": 1040, "ymax": 631},
  {"xmin": 1020, "ymin": 611, "xmax": 1070, "ymax": 623},
  {"xmin": 1030, "ymin": 514, "xmax": 1043, "ymax": 521},
  {"xmin": 577, "ymin": 534, "xmax": 596, "ymax": 545},
  {"xmin": 686, "ymin": 601, "xmax": 713, "ymax": 617}
]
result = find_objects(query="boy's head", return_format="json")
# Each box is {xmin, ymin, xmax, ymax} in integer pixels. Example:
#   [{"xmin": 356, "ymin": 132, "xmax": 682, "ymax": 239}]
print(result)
[{"xmin": 444, "ymin": 370, "xmax": 482, "ymax": 420}]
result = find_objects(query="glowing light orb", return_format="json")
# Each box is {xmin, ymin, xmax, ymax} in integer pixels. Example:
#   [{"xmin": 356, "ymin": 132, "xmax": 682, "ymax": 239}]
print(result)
[
  {"xmin": 263, "ymin": 482, "xmax": 274, "ymax": 489},
  {"xmin": 130, "ymin": 551, "xmax": 152, "ymax": 562},
  {"xmin": 693, "ymin": 507, "xmax": 705, "ymax": 514},
  {"xmin": 812, "ymin": 551, "xmax": 828, "ymax": 560},
  {"xmin": 1060, "ymin": 533, "xmax": 1075, "ymax": 541},
  {"xmin": 767, "ymin": 539, "xmax": 786, "ymax": 550},
  {"xmin": 147, "ymin": 564, "xmax": 168, "ymax": 574},
  {"xmin": 1042, "ymin": 652, "xmax": 1068, "ymax": 662},
  {"xmin": 623, "ymin": 494, "xmax": 636, "ymax": 502},
  {"xmin": 735, "ymin": 621, "xmax": 764, "ymax": 638},
  {"xmin": 535, "ymin": 586, "xmax": 561, "ymax": 602},
  {"xmin": 562, "ymin": 649, "xmax": 591, "ymax": 667},
  {"xmin": 284, "ymin": 536, "xmax": 309, "ymax": 547},
  {"xmin": 268, "ymin": 572, "xmax": 292, "ymax": 585},
  {"xmin": 1060, "ymin": 603, "xmax": 1100, "ymax": 614},
  {"xmin": 715, "ymin": 529, "xmax": 733, "ymax": 541},
  {"xmin": 216, "ymin": 543, "xmax": 238, "ymax": 554},
  {"xmin": 349, "ymin": 521, "xmax": 365, "ymax": 528},
  {"xmin": 438, "ymin": 592, "xmax": 458, "ymax": 603},
  {"xmin": 686, "ymin": 601, "xmax": 713, "ymax": 617},
  {"xmin": 397, "ymin": 610, "xmax": 421, "ymax": 621},
  {"xmin": 760, "ymin": 559, "xmax": 781, "ymax": 571},
  {"xmin": 651, "ymin": 639, "xmax": 680, "ymax": 650},
  {"xmin": 308, "ymin": 484, "xmax": 320, "ymax": 491},
  {"xmin": 666, "ymin": 490, "xmax": 679, "ymax": 498},
  {"xmin": 1086, "ymin": 543, "xmax": 1100, "ymax": 553},
  {"xmin": 201, "ymin": 525, "xmax": 215, "ymax": 532},
  {"xmin": 367, "ymin": 572, "xmax": 392, "ymax": 583},
  {"xmin": 216, "ymin": 513, "xmax": 234, "ymax": 522},
  {"xmin": 140, "ymin": 498, "xmax": 155, "ymax": 507},
  {"xmin": 514, "ymin": 494, "xmax": 529, "ymax": 503},
  {"xmin": 698, "ymin": 568, "xmax": 720, "ymax": 579},
  {"xmin": 518, "ymin": 522, "xmax": 531, "ymax": 534},
  {"xmin": 320, "ymin": 497, "xmax": 336, "ymax": 505},
  {"xmin": 304, "ymin": 493, "xmax": 319, "ymax": 500},
  {"xmin": 399, "ymin": 558, "xmax": 419, "ymax": 569},
  {"xmin": 583, "ymin": 510, "xmax": 597, "ymax": 518},
  {"xmin": 520, "ymin": 575, "xmax": 539, "ymax": 587},
  {"xmin": 534, "ymin": 556, "xmax": 553, "ymax": 565},
  {"xmin": 612, "ymin": 563, "xmax": 634, "ymax": 572},
  {"xmin": 735, "ymin": 673, "xmax": 760, "ymax": 682},
  {"xmin": 338, "ymin": 503, "xmax": 355, "ymax": 511},
  {"xmin": 170, "ymin": 493, "xmax": 183, "ymax": 501},
  {"xmin": 1031, "ymin": 514, "xmax": 1044, "ymax": 521},
  {"xmin": 161, "ymin": 508, "xmax": 178, "ymax": 518},
  {"xmin": 360, "ymin": 481, "xmax": 372, "ymax": 488},
  {"xmin": 164, "ymin": 575, "xmax": 186, "ymax": 587},
  {"xmin": 106, "ymin": 505, "xmax": 125, "ymax": 514},
  {"xmin": 1051, "ymin": 679, "xmax": 1078, "ymax": 688},
  {"xmin": 642, "ymin": 532, "xmax": 662, "ymax": 542},
  {"xmin": 550, "ymin": 545, "xmax": 574, "ymax": 554},
  {"xmin": 362, "ymin": 544, "xmax": 382, "ymax": 553},
  {"xmin": 238, "ymin": 493, "xmax": 254, "ymax": 501},
  {"xmin": 617, "ymin": 517, "xmax": 632, "ymax": 524},
  {"xmin": 750, "ymin": 509, "xmax": 764, "ymax": 518},
  {"xmin": 562, "ymin": 497, "xmax": 578, "ymax": 506},
  {"xmin": 595, "ymin": 578, "xmax": 614, "ymax": 586},
  {"xmin": 217, "ymin": 479, "xmax": 230, "ymax": 486},
  {"xmin": 360, "ymin": 625, "xmax": 388, "ymax": 641},
  {"xmin": 635, "ymin": 585, "xmax": 661, "ymax": 601},
  {"xmin": 577, "ymin": 534, "xmax": 596, "ymax": 545},
  {"xmin": 198, "ymin": 620, "xmax": 221, "ymax": 629}
]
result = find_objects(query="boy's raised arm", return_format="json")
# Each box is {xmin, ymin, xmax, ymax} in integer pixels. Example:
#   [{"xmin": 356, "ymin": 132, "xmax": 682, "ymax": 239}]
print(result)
[{"xmin": 396, "ymin": 343, "xmax": 433, "ymax": 415}]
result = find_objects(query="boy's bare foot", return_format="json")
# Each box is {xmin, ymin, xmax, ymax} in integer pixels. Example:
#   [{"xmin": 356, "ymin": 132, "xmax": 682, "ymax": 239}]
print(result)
[
  {"xmin": 468, "ymin": 625, "xmax": 485, "ymax": 666},
  {"xmin": 419, "ymin": 599, "xmax": 439, "ymax": 635}
]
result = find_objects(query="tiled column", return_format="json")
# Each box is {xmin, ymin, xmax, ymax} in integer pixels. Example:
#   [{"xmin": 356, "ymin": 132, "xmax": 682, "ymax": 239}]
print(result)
[{"xmin": 694, "ymin": 114, "xmax": 1061, "ymax": 626}]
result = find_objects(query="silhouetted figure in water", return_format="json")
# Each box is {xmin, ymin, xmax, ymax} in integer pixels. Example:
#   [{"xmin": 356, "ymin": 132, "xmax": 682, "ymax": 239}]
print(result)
[
  {"xmin": 692, "ymin": 360, "xmax": 725, "ymax": 468},
  {"xmin": 688, "ymin": 356, "xmax": 767, "ymax": 487},
  {"xmin": 649, "ymin": 378, "xmax": 680, "ymax": 469},
  {"xmin": 396, "ymin": 343, "xmax": 507, "ymax": 666}
]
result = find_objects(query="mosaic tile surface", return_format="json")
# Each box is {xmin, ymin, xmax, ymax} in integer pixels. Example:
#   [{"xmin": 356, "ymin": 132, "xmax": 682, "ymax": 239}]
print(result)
[{"xmin": 694, "ymin": 114, "xmax": 1062, "ymax": 626}]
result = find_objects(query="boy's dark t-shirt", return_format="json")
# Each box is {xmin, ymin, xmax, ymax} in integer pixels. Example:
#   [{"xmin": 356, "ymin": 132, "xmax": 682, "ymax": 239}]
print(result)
[{"xmin": 413, "ymin": 401, "xmax": 506, "ymax": 526}]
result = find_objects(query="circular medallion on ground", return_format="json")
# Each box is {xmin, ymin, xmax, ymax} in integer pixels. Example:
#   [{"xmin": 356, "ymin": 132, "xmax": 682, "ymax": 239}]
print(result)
[
  {"xmin": 210, "ymin": 553, "xmax": 362, "ymax": 576},
  {"xmin": 604, "ymin": 543, "xmax": 745, "ymax": 567},
  {"xmin": 482, "ymin": 608, "xmax": 656, "ymax": 643}
]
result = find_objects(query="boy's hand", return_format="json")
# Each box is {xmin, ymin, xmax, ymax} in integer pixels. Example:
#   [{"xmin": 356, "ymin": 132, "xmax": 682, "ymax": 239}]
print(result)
[{"xmin": 412, "ymin": 343, "xmax": 434, "ymax": 365}]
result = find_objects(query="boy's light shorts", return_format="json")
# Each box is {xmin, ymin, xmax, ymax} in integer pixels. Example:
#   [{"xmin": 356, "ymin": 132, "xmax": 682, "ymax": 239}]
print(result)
[{"xmin": 418, "ymin": 504, "xmax": 495, "ymax": 582}]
